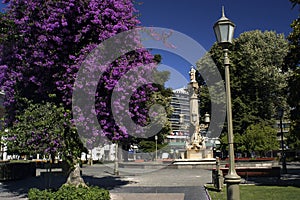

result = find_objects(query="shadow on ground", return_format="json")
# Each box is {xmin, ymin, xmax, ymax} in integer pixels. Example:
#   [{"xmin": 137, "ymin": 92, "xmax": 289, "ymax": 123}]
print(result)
[
  {"xmin": 243, "ymin": 176, "xmax": 300, "ymax": 187},
  {"xmin": 0, "ymin": 172, "xmax": 132, "ymax": 198}
]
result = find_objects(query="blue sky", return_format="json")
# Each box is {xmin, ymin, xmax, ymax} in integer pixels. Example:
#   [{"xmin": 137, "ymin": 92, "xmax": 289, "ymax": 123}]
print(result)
[
  {"xmin": 137, "ymin": 0, "xmax": 299, "ymax": 88},
  {"xmin": 0, "ymin": 1, "xmax": 298, "ymax": 89},
  {"xmin": 137, "ymin": 0, "xmax": 298, "ymax": 50}
]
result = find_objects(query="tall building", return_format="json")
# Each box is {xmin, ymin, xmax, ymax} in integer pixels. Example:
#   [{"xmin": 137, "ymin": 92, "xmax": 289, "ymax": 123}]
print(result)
[{"xmin": 170, "ymin": 87, "xmax": 190, "ymax": 136}]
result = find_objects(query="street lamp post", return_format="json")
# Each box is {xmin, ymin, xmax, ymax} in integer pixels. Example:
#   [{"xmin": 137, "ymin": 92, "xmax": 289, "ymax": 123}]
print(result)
[
  {"xmin": 277, "ymin": 107, "xmax": 287, "ymax": 174},
  {"xmin": 200, "ymin": 113, "xmax": 210, "ymax": 137},
  {"xmin": 114, "ymin": 142, "xmax": 119, "ymax": 175},
  {"xmin": 155, "ymin": 135, "xmax": 158, "ymax": 162},
  {"xmin": 213, "ymin": 7, "xmax": 241, "ymax": 200},
  {"xmin": 204, "ymin": 113, "xmax": 210, "ymax": 124}
]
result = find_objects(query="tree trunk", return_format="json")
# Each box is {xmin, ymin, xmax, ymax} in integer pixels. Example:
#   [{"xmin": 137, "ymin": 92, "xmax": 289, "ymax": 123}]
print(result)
[
  {"xmin": 65, "ymin": 162, "xmax": 87, "ymax": 187},
  {"xmin": 122, "ymin": 143, "xmax": 130, "ymax": 162}
]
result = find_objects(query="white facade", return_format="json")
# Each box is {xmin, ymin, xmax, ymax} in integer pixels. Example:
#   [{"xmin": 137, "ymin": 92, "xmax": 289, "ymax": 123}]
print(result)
[{"xmin": 81, "ymin": 143, "xmax": 116, "ymax": 162}]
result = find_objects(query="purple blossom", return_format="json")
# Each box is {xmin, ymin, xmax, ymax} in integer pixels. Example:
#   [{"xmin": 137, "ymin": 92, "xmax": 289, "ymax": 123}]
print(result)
[{"xmin": 1, "ymin": 0, "xmax": 159, "ymax": 148}]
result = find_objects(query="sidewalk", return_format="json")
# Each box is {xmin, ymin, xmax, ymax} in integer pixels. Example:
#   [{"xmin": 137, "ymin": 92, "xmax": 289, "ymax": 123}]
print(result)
[
  {"xmin": 0, "ymin": 163, "xmax": 211, "ymax": 200},
  {"xmin": 1, "ymin": 162, "xmax": 300, "ymax": 200},
  {"xmin": 82, "ymin": 163, "xmax": 211, "ymax": 200}
]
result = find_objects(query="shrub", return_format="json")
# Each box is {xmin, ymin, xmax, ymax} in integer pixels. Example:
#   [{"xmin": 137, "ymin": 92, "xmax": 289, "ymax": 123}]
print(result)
[{"xmin": 28, "ymin": 185, "xmax": 110, "ymax": 200}]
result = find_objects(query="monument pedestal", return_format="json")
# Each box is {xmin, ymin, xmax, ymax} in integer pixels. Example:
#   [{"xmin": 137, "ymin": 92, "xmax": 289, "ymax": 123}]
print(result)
[
  {"xmin": 186, "ymin": 149, "xmax": 214, "ymax": 159},
  {"xmin": 186, "ymin": 149, "xmax": 203, "ymax": 159}
]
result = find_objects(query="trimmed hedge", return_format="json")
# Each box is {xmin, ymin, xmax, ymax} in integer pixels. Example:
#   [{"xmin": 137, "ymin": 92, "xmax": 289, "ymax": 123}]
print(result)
[
  {"xmin": 0, "ymin": 162, "xmax": 36, "ymax": 181},
  {"xmin": 28, "ymin": 185, "xmax": 110, "ymax": 200}
]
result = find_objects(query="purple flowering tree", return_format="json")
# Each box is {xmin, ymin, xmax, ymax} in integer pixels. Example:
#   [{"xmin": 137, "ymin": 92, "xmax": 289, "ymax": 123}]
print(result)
[
  {"xmin": 1, "ymin": 0, "xmax": 145, "ymax": 116},
  {"xmin": 0, "ymin": 0, "xmax": 168, "ymax": 185}
]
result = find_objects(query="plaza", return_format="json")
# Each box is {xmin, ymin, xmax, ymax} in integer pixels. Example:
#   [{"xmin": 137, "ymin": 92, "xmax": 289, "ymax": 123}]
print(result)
[
  {"xmin": 0, "ymin": 163, "xmax": 211, "ymax": 200},
  {"xmin": 1, "ymin": 162, "xmax": 300, "ymax": 200}
]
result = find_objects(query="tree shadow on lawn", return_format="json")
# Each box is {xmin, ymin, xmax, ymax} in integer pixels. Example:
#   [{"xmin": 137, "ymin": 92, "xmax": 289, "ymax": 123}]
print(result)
[
  {"xmin": 243, "ymin": 175, "xmax": 300, "ymax": 188},
  {"xmin": 0, "ymin": 172, "xmax": 132, "ymax": 199}
]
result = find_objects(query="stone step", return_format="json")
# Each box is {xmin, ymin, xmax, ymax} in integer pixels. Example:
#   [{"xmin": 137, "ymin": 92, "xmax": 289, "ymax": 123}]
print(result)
[{"xmin": 110, "ymin": 193, "xmax": 185, "ymax": 200}]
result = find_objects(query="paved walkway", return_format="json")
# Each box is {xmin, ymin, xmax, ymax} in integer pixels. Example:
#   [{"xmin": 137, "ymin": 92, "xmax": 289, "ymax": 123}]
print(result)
[
  {"xmin": 82, "ymin": 164, "xmax": 211, "ymax": 200},
  {"xmin": 0, "ymin": 163, "xmax": 211, "ymax": 200},
  {"xmin": 1, "ymin": 162, "xmax": 300, "ymax": 200}
]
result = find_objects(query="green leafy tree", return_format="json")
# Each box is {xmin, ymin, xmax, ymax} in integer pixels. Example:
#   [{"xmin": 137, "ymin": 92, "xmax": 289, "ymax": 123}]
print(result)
[
  {"xmin": 198, "ymin": 30, "xmax": 289, "ymax": 156},
  {"xmin": 219, "ymin": 133, "xmax": 246, "ymax": 156},
  {"xmin": 197, "ymin": 52, "xmax": 226, "ymax": 136},
  {"xmin": 198, "ymin": 30, "xmax": 289, "ymax": 136},
  {"xmin": 220, "ymin": 122, "xmax": 279, "ymax": 157},
  {"xmin": 3, "ymin": 100, "xmax": 86, "ymax": 158},
  {"xmin": 230, "ymin": 30, "xmax": 289, "ymax": 133},
  {"xmin": 1, "ymin": 100, "xmax": 87, "ymax": 185},
  {"xmin": 242, "ymin": 122, "xmax": 279, "ymax": 157},
  {"xmin": 290, "ymin": 0, "xmax": 300, "ymax": 9},
  {"xmin": 285, "ymin": 0, "xmax": 300, "ymax": 149},
  {"xmin": 138, "ymin": 140, "xmax": 167, "ymax": 160}
]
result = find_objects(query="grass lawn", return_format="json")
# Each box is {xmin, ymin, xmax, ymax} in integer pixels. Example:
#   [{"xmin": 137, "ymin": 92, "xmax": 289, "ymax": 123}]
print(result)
[{"xmin": 206, "ymin": 184, "xmax": 300, "ymax": 200}]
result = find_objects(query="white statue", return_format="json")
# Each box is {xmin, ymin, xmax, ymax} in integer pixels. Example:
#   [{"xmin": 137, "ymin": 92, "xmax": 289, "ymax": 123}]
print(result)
[
  {"xmin": 191, "ymin": 126, "xmax": 203, "ymax": 149},
  {"xmin": 189, "ymin": 66, "xmax": 196, "ymax": 82}
]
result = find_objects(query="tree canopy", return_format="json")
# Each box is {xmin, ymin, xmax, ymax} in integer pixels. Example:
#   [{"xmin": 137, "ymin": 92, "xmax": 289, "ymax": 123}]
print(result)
[
  {"xmin": 0, "ymin": 0, "xmax": 170, "ymax": 158},
  {"xmin": 242, "ymin": 122, "xmax": 279, "ymax": 157},
  {"xmin": 3, "ymin": 101, "xmax": 86, "ymax": 162},
  {"xmin": 285, "ymin": 0, "xmax": 300, "ymax": 149},
  {"xmin": 198, "ymin": 30, "xmax": 289, "ymax": 137},
  {"xmin": 197, "ymin": 30, "xmax": 289, "ymax": 155},
  {"xmin": 219, "ymin": 122, "xmax": 278, "ymax": 157}
]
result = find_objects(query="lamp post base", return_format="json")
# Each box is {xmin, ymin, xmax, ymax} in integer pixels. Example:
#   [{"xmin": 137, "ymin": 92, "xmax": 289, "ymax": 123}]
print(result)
[
  {"xmin": 114, "ymin": 170, "xmax": 119, "ymax": 176},
  {"xmin": 282, "ymin": 155, "xmax": 287, "ymax": 174},
  {"xmin": 225, "ymin": 174, "xmax": 241, "ymax": 200}
]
